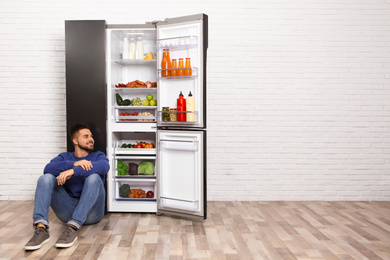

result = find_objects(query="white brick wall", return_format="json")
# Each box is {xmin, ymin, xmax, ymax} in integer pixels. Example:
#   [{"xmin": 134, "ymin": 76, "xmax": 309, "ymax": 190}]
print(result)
[{"xmin": 1, "ymin": 0, "xmax": 389, "ymax": 201}]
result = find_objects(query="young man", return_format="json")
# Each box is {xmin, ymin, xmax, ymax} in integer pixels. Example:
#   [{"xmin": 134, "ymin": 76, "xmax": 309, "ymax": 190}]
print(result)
[{"xmin": 25, "ymin": 124, "xmax": 110, "ymax": 250}]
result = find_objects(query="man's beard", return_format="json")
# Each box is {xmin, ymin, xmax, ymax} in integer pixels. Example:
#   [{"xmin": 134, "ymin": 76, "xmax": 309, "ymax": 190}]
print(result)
[{"xmin": 79, "ymin": 142, "xmax": 94, "ymax": 152}]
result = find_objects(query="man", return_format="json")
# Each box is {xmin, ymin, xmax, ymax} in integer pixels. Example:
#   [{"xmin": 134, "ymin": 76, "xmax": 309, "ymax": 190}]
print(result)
[{"xmin": 25, "ymin": 124, "xmax": 110, "ymax": 250}]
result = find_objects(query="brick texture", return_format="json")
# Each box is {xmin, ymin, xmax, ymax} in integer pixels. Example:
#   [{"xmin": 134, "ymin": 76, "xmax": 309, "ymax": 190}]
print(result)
[{"xmin": 0, "ymin": 0, "xmax": 389, "ymax": 200}]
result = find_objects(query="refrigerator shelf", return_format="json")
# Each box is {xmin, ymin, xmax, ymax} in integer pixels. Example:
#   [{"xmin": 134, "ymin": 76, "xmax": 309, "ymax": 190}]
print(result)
[
  {"xmin": 112, "ymin": 87, "xmax": 157, "ymax": 92},
  {"xmin": 157, "ymin": 35, "xmax": 198, "ymax": 50},
  {"xmin": 115, "ymin": 148, "xmax": 156, "ymax": 155},
  {"xmin": 156, "ymin": 110, "xmax": 198, "ymax": 123},
  {"xmin": 114, "ymin": 59, "xmax": 157, "ymax": 65},
  {"xmin": 116, "ymin": 198, "xmax": 156, "ymax": 202},
  {"xmin": 157, "ymin": 67, "xmax": 198, "ymax": 79},
  {"xmin": 115, "ymin": 175, "xmax": 156, "ymax": 179},
  {"xmin": 114, "ymin": 105, "xmax": 157, "ymax": 109}
]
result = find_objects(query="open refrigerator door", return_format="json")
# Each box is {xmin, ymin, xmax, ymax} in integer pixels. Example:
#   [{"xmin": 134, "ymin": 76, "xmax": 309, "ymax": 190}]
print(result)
[{"xmin": 156, "ymin": 14, "xmax": 207, "ymax": 129}]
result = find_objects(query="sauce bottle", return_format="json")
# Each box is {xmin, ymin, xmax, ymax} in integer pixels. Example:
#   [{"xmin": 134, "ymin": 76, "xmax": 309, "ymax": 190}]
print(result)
[
  {"xmin": 184, "ymin": 58, "xmax": 192, "ymax": 76},
  {"xmin": 186, "ymin": 91, "xmax": 195, "ymax": 122},
  {"xmin": 171, "ymin": 59, "xmax": 177, "ymax": 77},
  {"xmin": 177, "ymin": 91, "xmax": 186, "ymax": 122},
  {"xmin": 161, "ymin": 49, "xmax": 171, "ymax": 77},
  {"xmin": 177, "ymin": 58, "xmax": 184, "ymax": 77},
  {"xmin": 135, "ymin": 36, "xmax": 144, "ymax": 59}
]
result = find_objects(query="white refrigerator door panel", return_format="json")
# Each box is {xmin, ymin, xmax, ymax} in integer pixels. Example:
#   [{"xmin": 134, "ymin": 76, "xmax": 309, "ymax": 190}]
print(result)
[
  {"xmin": 157, "ymin": 19, "xmax": 204, "ymax": 128},
  {"xmin": 157, "ymin": 130, "xmax": 204, "ymax": 217}
]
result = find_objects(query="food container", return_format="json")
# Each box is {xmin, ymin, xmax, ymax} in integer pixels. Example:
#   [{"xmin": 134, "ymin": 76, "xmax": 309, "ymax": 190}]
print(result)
[
  {"xmin": 162, "ymin": 107, "xmax": 170, "ymax": 121},
  {"xmin": 169, "ymin": 108, "xmax": 177, "ymax": 121}
]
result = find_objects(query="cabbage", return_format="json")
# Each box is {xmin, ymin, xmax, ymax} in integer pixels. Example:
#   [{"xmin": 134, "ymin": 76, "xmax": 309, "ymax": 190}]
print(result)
[{"xmin": 138, "ymin": 161, "xmax": 154, "ymax": 175}]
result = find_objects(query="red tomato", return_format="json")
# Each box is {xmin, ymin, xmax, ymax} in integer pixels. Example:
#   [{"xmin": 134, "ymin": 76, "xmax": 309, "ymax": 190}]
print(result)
[{"xmin": 134, "ymin": 144, "xmax": 143, "ymax": 148}]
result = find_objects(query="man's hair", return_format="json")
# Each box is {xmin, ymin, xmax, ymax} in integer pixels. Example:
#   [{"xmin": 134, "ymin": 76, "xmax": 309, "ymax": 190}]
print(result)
[{"xmin": 69, "ymin": 123, "xmax": 90, "ymax": 140}]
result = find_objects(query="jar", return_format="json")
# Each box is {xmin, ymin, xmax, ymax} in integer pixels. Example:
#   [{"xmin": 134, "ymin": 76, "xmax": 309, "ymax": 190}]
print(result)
[
  {"xmin": 162, "ymin": 107, "xmax": 170, "ymax": 121},
  {"xmin": 169, "ymin": 108, "xmax": 177, "ymax": 121}
]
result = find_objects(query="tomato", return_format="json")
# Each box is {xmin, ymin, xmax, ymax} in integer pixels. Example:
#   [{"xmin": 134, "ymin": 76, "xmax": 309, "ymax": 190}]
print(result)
[
  {"xmin": 120, "ymin": 113, "xmax": 125, "ymax": 121},
  {"xmin": 134, "ymin": 112, "xmax": 138, "ymax": 116},
  {"xmin": 134, "ymin": 144, "xmax": 143, "ymax": 148}
]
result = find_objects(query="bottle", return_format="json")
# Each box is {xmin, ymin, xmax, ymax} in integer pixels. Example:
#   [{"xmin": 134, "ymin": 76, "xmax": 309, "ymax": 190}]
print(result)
[
  {"xmin": 129, "ymin": 37, "xmax": 136, "ymax": 60},
  {"xmin": 171, "ymin": 59, "xmax": 177, "ymax": 77},
  {"xmin": 135, "ymin": 36, "xmax": 144, "ymax": 59},
  {"xmin": 161, "ymin": 49, "xmax": 171, "ymax": 77},
  {"xmin": 184, "ymin": 58, "xmax": 192, "ymax": 76},
  {"xmin": 177, "ymin": 91, "xmax": 186, "ymax": 122},
  {"xmin": 177, "ymin": 58, "xmax": 184, "ymax": 77},
  {"xmin": 186, "ymin": 91, "xmax": 195, "ymax": 122},
  {"xmin": 122, "ymin": 38, "xmax": 129, "ymax": 59}
]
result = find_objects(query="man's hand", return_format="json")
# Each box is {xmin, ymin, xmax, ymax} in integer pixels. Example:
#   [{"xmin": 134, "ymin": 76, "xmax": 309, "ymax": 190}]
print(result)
[
  {"xmin": 74, "ymin": 160, "xmax": 93, "ymax": 171},
  {"xmin": 57, "ymin": 169, "xmax": 74, "ymax": 186}
]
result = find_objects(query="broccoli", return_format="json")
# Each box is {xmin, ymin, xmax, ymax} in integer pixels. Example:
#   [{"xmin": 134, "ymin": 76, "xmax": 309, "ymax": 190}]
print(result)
[{"xmin": 119, "ymin": 184, "xmax": 130, "ymax": 198}]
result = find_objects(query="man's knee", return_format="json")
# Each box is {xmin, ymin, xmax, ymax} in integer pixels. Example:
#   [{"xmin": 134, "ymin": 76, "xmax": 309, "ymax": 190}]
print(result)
[
  {"xmin": 37, "ymin": 174, "xmax": 56, "ymax": 187},
  {"xmin": 84, "ymin": 173, "xmax": 101, "ymax": 186}
]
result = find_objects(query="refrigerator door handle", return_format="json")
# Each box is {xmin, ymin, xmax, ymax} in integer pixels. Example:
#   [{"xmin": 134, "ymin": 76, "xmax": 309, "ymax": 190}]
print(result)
[
  {"xmin": 159, "ymin": 139, "xmax": 196, "ymax": 143},
  {"xmin": 160, "ymin": 196, "xmax": 199, "ymax": 203}
]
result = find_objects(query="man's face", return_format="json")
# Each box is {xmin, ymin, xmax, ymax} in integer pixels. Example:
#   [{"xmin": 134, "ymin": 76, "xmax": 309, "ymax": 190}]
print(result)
[{"xmin": 74, "ymin": 128, "xmax": 94, "ymax": 152}]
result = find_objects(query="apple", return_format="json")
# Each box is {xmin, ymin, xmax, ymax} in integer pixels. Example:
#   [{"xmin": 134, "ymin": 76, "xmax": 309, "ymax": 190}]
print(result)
[
  {"xmin": 146, "ymin": 190, "xmax": 154, "ymax": 198},
  {"xmin": 142, "ymin": 99, "xmax": 149, "ymax": 106},
  {"xmin": 146, "ymin": 94, "xmax": 153, "ymax": 101},
  {"xmin": 149, "ymin": 100, "xmax": 157, "ymax": 106}
]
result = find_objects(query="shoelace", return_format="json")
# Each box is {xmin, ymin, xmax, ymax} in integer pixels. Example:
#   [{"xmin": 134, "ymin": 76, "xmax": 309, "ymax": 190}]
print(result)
[{"xmin": 59, "ymin": 226, "xmax": 74, "ymax": 240}]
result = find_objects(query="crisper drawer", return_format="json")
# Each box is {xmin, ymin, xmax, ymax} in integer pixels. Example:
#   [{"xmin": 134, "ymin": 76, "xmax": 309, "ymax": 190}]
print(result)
[
  {"xmin": 115, "ymin": 179, "xmax": 156, "ymax": 201},
  {"xmin": 114, "ymin": 156, "xmax": 156, "ymax": 178},
  {"xmin": 114, "ymin": 107, "xmax": 156, "ymax": 123},
  {"xmin": 113, "ymin": 132, "xmax": 156, "ymax": 155}
]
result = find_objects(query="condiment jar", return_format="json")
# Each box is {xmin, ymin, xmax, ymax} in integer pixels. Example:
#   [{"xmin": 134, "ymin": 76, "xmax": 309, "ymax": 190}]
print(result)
[
  {"xmin": 162, "ymin": 107, "xmax": 170, "ymax": 121},
  {"xmin": 169, "ymin": 108, "xmax": 177, "ymax": 122}
]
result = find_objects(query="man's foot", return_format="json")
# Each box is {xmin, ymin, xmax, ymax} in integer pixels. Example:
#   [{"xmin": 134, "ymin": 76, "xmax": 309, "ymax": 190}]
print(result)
[
  {"xmin": 24, "ymin": 227, "xmax": 50, "ymax": 251},
  {"xmin": 55, "ymin": 225, "xmax": 78, "ymax": 248}
]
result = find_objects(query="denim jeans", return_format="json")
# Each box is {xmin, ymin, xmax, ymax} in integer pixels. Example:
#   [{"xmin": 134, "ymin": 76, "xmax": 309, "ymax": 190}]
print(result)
[{"xmin": 32, "ymin": 173, "xmax": 105, "ymax": 230}]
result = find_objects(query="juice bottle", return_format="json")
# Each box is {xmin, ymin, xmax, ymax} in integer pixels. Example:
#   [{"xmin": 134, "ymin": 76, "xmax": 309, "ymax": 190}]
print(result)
[
  {"xmin": 184, "ymin": 57, "xmax": 192, "ymax": 76},
  {"xmin": 177, "ymin": 58, "xmax": 184, "ymax": 77},
  {"xmin": 177, "ymin": 91, "xmax": 186, "ymax": 122},
  {"xmin": 171, "ymin": 59, "xmax": 177, "ymax": 77},
  {"xmin": 161, "ymin": 49, "xmax": 171, "ymax": 77}
]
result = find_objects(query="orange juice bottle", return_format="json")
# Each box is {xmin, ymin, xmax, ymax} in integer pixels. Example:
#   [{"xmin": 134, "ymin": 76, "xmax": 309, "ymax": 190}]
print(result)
[
  {"xmin": 184, "ymin": 57, "xmax": 192, "ymax": 76},
  {"xmin": 161, "ymin": 49, "xmax": 171, "ymax": 77},
  {"xmin": 171, "ymin": 59, "xmax": 177, "ymax": 77},
  {"xmin": 177, "ymin": 58, "xmax": 184, "ymax": 77}
]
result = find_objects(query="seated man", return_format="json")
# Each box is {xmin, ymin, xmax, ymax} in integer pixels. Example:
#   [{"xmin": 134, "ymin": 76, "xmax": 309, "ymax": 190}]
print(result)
[{"xmin": 25, "ymin": 123, "xmax": 110, "ymax": 250}]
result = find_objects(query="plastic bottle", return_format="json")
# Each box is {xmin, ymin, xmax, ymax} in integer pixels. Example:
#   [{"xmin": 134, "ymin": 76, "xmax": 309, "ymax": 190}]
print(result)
[
  {"xmin": 177, "ymin": 58, "xmax": 184, "ymax": 77},
  {"xmin": 171, "ymin": 59, "xmax": 177, "ymax": 77},
  {"xmin": 122, "ymin": 38, "xmax": 129, "ymax": 59},
  {"xmin": 161, "ymin": 49, "xmax": 171, "ymax": 77},
  {"xmin": 129, "ymin": 37, "xmax": 136, "ymax": 60},
  {"xmin": 184, "ymin": 58, "xmax": 192, "ymax": 76},
  {"xmin": 186, "ymin": 91, "xmax": 195, "ymax": 122},
  {"xmin": 177, "ymin": 91, "xmax": 186, "ymax": 122},
  {"xmin": 135, "ymin": 36, "xmax": 144, "ymax": 59}
]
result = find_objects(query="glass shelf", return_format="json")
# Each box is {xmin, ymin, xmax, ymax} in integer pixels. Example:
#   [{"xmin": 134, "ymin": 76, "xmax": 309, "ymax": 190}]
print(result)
[
  {"xmin": 157, "ymin": 36, "xmax": 198, "ymax": 50},
  {"xmin": 113, "ymin": 59, "xmax": 157, "ymax": 65},
  {"xmin": 157, "ymin": 67, "xmax": 198, "ymax": 79}
]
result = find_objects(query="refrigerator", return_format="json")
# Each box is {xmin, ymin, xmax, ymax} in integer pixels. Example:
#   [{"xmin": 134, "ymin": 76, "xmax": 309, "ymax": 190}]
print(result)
[{"xmin": 65, "ymin": 14, "xmax": 208, "ymax": 220}]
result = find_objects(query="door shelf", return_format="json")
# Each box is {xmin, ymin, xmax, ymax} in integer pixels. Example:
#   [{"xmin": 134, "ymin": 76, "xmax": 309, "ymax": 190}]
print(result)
[
  {"xmin": 157, "ymin": 67, "xmax": 198, "ymax": 79},
  {"xmin": 157, "ymin": 35, "xmax": 198, "ymax": 50},
  {"xmin": 113, "ymin": 59, "xmax": 157, "ymax": 65},
  {"xmin": 156, "ymin": 110, "xmax": 198, "ymax": 123}
]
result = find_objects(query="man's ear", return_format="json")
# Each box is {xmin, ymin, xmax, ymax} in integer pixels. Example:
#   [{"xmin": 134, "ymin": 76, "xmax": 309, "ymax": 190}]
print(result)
[{"xmin": 72, "ymin": 138, "xmax": 78, "ymax": 146}]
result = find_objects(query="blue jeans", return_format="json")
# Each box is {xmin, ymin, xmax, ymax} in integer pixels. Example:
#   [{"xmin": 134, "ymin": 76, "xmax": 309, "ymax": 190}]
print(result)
[{"xmin": 32, "ymin": 173, "xmax": 105, "ymax": 230}]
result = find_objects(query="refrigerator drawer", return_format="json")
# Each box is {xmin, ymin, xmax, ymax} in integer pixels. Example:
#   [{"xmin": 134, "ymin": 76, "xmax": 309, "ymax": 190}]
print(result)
[
  {"xmin": 113, "ymin": 132, "xmax": 157, "ymax": 155},
  {"xmin": 115, "ymin": 179, "xmax": 156, "ymax": 201},
  {"xmin": 114, "ymin": 107, "xmax": 156, "ymax": 123},
  {"xmin": 114, "ymin": 156, "xmax": 156, "ymax": 178}
]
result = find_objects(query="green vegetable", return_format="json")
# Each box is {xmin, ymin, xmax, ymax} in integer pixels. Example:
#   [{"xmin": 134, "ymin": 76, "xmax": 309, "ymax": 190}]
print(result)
[
  {"xmin": 119, "ymin": 184, "xmax": 130, "ymax": 198},
  {"xmin": 138, "ymin": 161, "xmax": 154, "ymax": 175},
  {"xmin": 116, "ymin": 93, "xmax": 123, "ymax": 105},
  {"xmin": 131, "ymin": 97, "xmax": 142, "ymax": 106},
  {"xmin": 116, "ymin": 160, "xmax": 129, "ymax": 176},
  {"xmin": 121, "ymin": 143, "xmax": 127, "ymax": 148},
  {"xmin": 120, "ymin": 99, "xmax": 131, "ymax": 106}
]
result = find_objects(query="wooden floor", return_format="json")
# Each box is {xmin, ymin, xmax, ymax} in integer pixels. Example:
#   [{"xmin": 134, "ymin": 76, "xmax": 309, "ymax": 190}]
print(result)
[{"xmin": 0, "ymin": 201, "xmax": 390, "ymax": 260}]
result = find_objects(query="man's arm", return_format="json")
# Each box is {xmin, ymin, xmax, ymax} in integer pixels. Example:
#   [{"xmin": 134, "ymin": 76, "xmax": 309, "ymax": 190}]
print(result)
[
  {"xmin": 72, "ymin": 153, "xmax": 110, "ymax": 177},
  {"xmin": 43, "ymin": 153, "xmax": 75, "ymax": 176}
]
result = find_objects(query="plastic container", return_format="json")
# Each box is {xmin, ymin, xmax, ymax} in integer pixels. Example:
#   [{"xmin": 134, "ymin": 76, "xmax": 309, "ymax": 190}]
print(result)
[
  {"xmin": 186, "ymin": 91, "xmax": 195, "ymax": 122},
  {"xmin": 177, "ymin": 91, "xmax": 186, "ymax": 122}
]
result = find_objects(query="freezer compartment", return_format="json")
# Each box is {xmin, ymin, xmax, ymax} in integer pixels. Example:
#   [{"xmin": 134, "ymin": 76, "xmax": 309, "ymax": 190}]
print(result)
[
  {"xmin": 114, "ymin": 108, "xmax": 156, "ymax": 123},
  {"xmin": 112, "ymin": 132, "xmax": 156, "ymax": 155},
  {"xmin": 156, "ymin": 110, "xmax": 198, "ymax": 124},
  {"xmin": 157, "ymin": 67, "xmax": 198, "ymax": 79},
  {"xmin": 157, "ymin": 35, "xmax": 198, "ymax": 49},
  {"xmin": 115, "ymin": 179, "xmax": 156, "ymax": 201}
]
